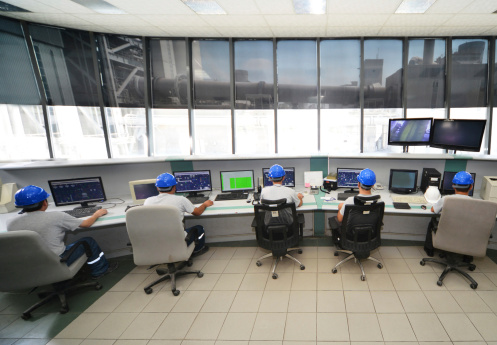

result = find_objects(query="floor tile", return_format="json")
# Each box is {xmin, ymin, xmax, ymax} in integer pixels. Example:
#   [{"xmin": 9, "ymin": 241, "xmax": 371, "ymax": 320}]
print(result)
[
  {"xmin": 87, "ymin": 312, "xmax": 137, "ymax": 339},
  {"xmin": 171, "ymin": 291, "xmax": 210, "ymax": 313},
  {"xmin": 230, "ymin": 291, "xmax": 263, "ymax": 313},
  {"xmin": 476, "ymin": 290, "xmax": 497, "ymax": 312},
  {"xmin": 114, "ymin": 291, "xmax": 155, "ymax": 313},
  {"xmin": 213, "ymin": 274, "xmax": 244, "ymax": 290},
  {"xmin": 405, "ymin": 258, "xmax": 434, "ymax": 273},
  {"xmin": 210, "ymin": 248, "xmax": 237, "ymax": 260},
  {"xmin": 85, "ymin": 291, "xmax": 131, "ymax": 313},
  {"xmin": 288, "ymin": 291, "xmax": 316, "ymax": 312},
  {"xmin": 232, "ymin": 247, "xmax": 257, "ymax": 259},
  {"xmin": 316, "ymin": 313, "xmax": 349, "ymax": 341},
  {"xmin": 201, "ymin": 260, "xmax": 230, "ymax": 274},
  {"xmin": 413, "ymin": 272, "xmax": 448, "ymax": 290},
  {"xmin": 142, "ymin": 289, "xmax": 181, "ymax": 313},
  {"xmin": 55, "ymin": 313, "xmax": 109, "ymax": 339},
  {"xmin": 397, "ymin": 291, "xmax": 433, "ymax": 313},
  {"xmin": 265, "ymin": 273, "xmax": 293, "ymax": 291},
  {"xmin": 344, "ymin": 291, "xmax": 375, "ymax": 313},
  {"xmin": 284, "ymin": 313, "xmax": 316, "ymax": 341},
  {"xmin": 152, "ymin": 313, "xmax": 197, "ymax": 339},
  {"xmin": 218, "ymin": 313, "xmax": 256, "ymax": 341},
  {"xmin": 450, "ymin": 290, "xmax": 492, "ymax": 312},
  {"xmin": 188, "ymin": 274, "xmax": 221, "ymax": 291},
  {"xmin": 201, "ymin": 291, "xmax": 236, "ymax": 313},
  {"xmin": 185, "ymin": 313, "xmax": 226, "ymax": 340},
  {"xmin": 382, "ymin": 259, "xmax": 410, "ymax": 274},
  {"xmin": 407, "ymin": 313, "xmax": 450, "ymax": 342},
  {"xmin": 378, "ymin": 247, "xmax": 402, "ymax": 259},
  {"xmin": 291, "ymin": 273, "xmax": 317, "ymax": 290},
  {"xmin": 365, "ymin": 274, "xmax": 395, "ymax": 290},
  {"xmin": 119, "ymin": 312, "xmax": 167, "ymax": 339},
  {"xmin": 250, "ymin": 313, "xmax": 286, "ymax": 341},
  {"xmin": 223, "ymin": 260, "xmax": 252, "ymax": 274},
  {"xmin": 467, "ymin": 312, "xmax": 497, "ymax": 341},
  {"xmin": 347, "ymin": 313, "xmax": 382, "ymax": 342},
  {"xmin": 239, "ymin": 274, "xmax": 269, "ymax": 291},
  {"xmin": 317, "ymin": 273, "xmax": 342, "ymax": 291},
  {"xmin": 423, "ymin": 290, "xmax": 463, "ymax": 313},
  {"xmin": 259, "ymin": 291, "xmax": 290, "ymax": 313},
  {"xmin": 370, "ymin": 291, "xmax": 404, "ymax": 313},
  {"xmin": 389, "ymin": 274, "xmax": 421, "ymax": 290},
  {"xmin": 398, "ymin": 246, "xmax": 424, "ymax": 259},
  {"xmin": 298, "ymin": 259, "xmax": 317, "ymax": 273},
  {"xmin": 341, "ymin": 274, "xmax": 369, "ymax": 291},
  {"xmin": 316, "ymin": 291, "xmax": 345, "ymax": 313},
  {"xmin": 377, "ymin": 313, "xmax": 416, "ymax": 341},
  {"xmin": 299, "ymin": 246, "xmax": 318, "ymax": 259},
  {"xmin": 110, "ymin": 273, "xmax": 150, "ymax": 292},
  {"xmin": 437, "ymin": 313, "xmax": 483, "ymax": 342}
]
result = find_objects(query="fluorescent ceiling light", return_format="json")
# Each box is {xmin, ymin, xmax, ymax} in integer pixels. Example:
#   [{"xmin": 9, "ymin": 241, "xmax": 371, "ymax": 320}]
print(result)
[
  {"xmin": 0, "ymin": 1, "xmax": 30, "ymax": 12},
  {"xmin": 395, "ymin": 0, "xmax": 436, "ymax": 13},
  {"xmin": 293, "ymin": 0, "xmax": 326, "ymax": 14},
  {"xmin": 182, "ymin": 0, "xmax": 226, "ymax": 14},
  {"xmin": 70, "ymin": 0, "xmax": 127, "ymax": 14}
]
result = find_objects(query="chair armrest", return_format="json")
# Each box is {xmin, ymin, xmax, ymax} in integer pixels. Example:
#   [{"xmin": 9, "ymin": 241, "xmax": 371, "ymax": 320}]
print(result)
[
  {"xmin": 185, "ymin": 227, "xmax": 200, "ymax": 245},
  {"xmin": 60, "ymin": 241, "xmax": 92, "ymax": 263}
]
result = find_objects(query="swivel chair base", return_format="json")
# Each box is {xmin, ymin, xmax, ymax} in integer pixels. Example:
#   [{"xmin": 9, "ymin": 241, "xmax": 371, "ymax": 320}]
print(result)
[
  {"xmin": 420, "ymin": 254, "xmax": 478, "ymax": 289},
  {"xmin": 332, "ymin": 249, "xmax": 383, "ymax": 281},
  {"xmin": 256, "ymin": 248, "xmax": 305, "ymax": 279},
  {"xmin": 145, "ymin": 260, "xmax": 203, "ymax": 296}
]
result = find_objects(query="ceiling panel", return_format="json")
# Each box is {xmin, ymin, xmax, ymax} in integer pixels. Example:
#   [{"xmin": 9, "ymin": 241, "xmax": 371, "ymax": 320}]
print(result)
[
  {"xmin": 11, "ymin": 12, "xmax": 92, "ymax": 27},
  {"xmin": 254, "ymin": 0, "xmax": 294, "ymax": 15},
  {"xmin": 426, "ymin": 0, "xmax": 474, "ymax": 14},
  {"xmin": 139, "ymin": 14, "xmax": 209, "ymax": 27},
  {"xmin": 264, "ymin": 14, "xmax": 327, "ymax": 26},
  {"xmin": 326, "ymin": 26, "xmax": 381, "ymax": 37},
  {"xmin": 432, "ymin": 25, "xmax": 495, "ymax": 36},
  {"xmin": 79, "ymin": 14, "xmax": 152, "ymax": 26},
  {"xmin": 35, "ymin": 0, "xmax": 94, "ymax": 14},
  {"xmin": 162, "ymin": 26, "xmax": 221, "ymax": 37},
  {"xmin": 384, "ymin": 14, "xmax": 452, "ymax": 26},
  {"xmin": 328, "ymin": 0, "xmax": 403, "ymax": 14},
  {"xmin": 327, "ymin": 14, "xmax": 390, "ymax": 27},
  {"xmin": 105, "ymin": 0, "xmax": 193, "ymax": 15},
  {"xmin": 2, "ymin": 0, "xmax": 62, "ymax": 13},
  {"xmin": 444, "ymin": 14, "xmax": 497, "ymax": 26},
  {"xmin": 216, "ymin": 0, "xmax": 260, "ymax": 15},
  {"xmin": 201, "ymin": 14, "xmax": 268, "ymax": 27},
  {"xmin": 271, "ymin": 26, "xmax": 326, "ymax": 37},
  {"xmin": 458, "ymin": 0, "xmax": 497, "ymax": 13},
  {"xmin": 219, "ymin": 27, "xmax": 274, "ymax": 37}
]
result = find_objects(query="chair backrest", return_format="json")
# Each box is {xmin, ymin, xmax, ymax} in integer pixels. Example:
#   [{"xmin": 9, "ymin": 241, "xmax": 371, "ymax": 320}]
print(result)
[
  {"xmin": 125, "ymin": 205, "xmax": 193, "ymax": 266},
  {"xmin": 433, "ymin": 197, "xmax": 497, "ymax": 257},
  {"xmin": 254, "ymin": 200, "xmax": 299, "ymax": 256},
  {"xmin": 0, "ymin": 230, "xmax": 80, "ymax": 291},
  {"xmin": 341, "ymin": 195, "xmax": 385, "ymax": 257}
]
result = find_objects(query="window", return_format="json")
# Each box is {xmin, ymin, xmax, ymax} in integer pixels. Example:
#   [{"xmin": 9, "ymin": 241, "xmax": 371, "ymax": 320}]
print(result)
[
  {"xmin": 152, "ymin": 109, "xmax": 190, "ymax": 156},
  {"xmin": 105, "ymin": 107, "xmax": 147, "ymax": 157}
]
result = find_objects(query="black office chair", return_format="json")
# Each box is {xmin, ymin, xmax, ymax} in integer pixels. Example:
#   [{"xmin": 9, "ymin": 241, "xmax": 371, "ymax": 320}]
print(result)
[
  {"xmin": 330, "ymin": 195, "xmax": 384, "ymax": 281},
  {"xmin": 253, "ymin": 199, "xmax": 305, "ymax": 279}
]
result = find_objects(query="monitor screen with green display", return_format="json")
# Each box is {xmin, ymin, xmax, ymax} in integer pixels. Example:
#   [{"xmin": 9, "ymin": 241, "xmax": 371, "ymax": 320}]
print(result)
[{"xmin": 220, "ymin": 170, "xmax": 255, "ymax": 193}]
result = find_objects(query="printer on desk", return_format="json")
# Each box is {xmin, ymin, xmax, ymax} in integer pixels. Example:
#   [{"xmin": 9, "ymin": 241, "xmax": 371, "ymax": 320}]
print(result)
[{"xmin": 480, "ymin": 176, "xmax": 497, "ymax": 202}]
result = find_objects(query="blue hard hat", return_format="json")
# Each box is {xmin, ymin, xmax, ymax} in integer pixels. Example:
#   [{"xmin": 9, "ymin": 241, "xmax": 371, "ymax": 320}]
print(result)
[
  {"xmin": 357, "ymin": 168, "xmax": 376, "ymax": 186},
  {"xmin": 156, "ymin": 173, "xmax": 177, "ymax": 188},
  {"xmin": 268, "ymin": 164, "xmax": 285, "ymax": 179},
  {"xmin": 14, "ymin": 185, "xmax": 50, "ymax": 207},
  {"xmin": 452, "ymin": 171, "xmax": 474, "ymax": 186}
]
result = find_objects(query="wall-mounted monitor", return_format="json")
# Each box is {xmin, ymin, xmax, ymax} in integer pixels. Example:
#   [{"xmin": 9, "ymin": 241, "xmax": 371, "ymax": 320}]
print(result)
[
  {"xmin": 429, "ymin": 119, "xmax": 486, "ymax": 152},
  {"xmin": 262, "ymin": 167, "xmax": 295, "ymax": 187},
  {"xmin": 129, "ymin": 179, "xmax": 158, "ymax": 205},
  {"xmin": 389, "ymin": 169, "xmax": 418, "ymax": 194},
  {"xmin": 337, "ymin": 168, "xmax": 363, "ymax": 192},
  {"xmin": 173, "ymin": 170, "xmax": 212, "ymax": 197},
  {"xmin": 48, "ymin": 176, "xmax": 107, "ymax": 209},
  {"xmin": 441, "ymin": 171, "xmax": 476, "ymax": 196},
  {"xmin": 388, "ymin": 118, "xmax": 432, "ymax": 146},
  {"xmin": 220, "ymin": 170, "xmax": 254, "ymax": 193}
]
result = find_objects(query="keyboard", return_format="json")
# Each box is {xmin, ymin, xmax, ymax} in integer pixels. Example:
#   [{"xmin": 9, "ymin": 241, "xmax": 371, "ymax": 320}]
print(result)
[
  {"xmin": 187, "ymin": 196, "xmax": 209, "ymax": 204},
  {"xmin": 337, "ymin": 192, "xmax": 359, "ymax": 201},
  {"xmin": 215, "ymin": 193, "xmax": 249, "ymax": 201},
  {"xmin": 63, "ymin": 206, "xmax": 102, "ymax": 218},
  {"xmin": 391, "ymin": 195, "xmax": 427, "ymax": 204},
  {"xmin": 393, "ymin": 202, "xmax": 411, "ymax": 209}
]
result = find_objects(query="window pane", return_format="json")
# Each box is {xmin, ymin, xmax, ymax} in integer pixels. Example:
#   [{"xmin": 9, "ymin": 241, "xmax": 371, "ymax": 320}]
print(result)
[
  {"xmin": 193, "ymin": 109, "xmax": 232, "ymax": 154},
  {"xmin": 451, "ymin": 39, "xmax": 488, "ymax": 108},
  {"xmin": 29, "ymin": 25, "xmax": 99, "ymax": 106},
  {"xmin": 235, "ymin": 109, "xmax": 275, "ymax": 154},
  {"xmin": 152, "ymin": 109, "xmax": 190, "ymax": 156},
  {"xmin": 405, "ymin": 108, "xmax": 445, "ymax": 154},
  {"xmin": 0, "ymin": 104, "xmax": 49, "ymax": 160},
  {"xmin": 150, "ymin": 39, "xmax": 188, "ymax": 108},
  {"xmin": 363, "ymin": 108, "xmax": 403, "ymax": 153},
  {"xmin": 364, "ymin": 39, "xmax": 403, "ymax": 108},
  {"xmin": 234, "ymin": 40, "xmax": 274, "ymax": 109},
  {"xmin": 105, "ymin": 107, "xmax": 147, "ymax": 157},
  {"xmin": 0, "ymin": 17, "xmax": 40, "ymax": 105},
  {"xmin": 450, "ymin": 107, "xmax": 488, "ymax": 154},
  {"xmin": 320, "ymin": 109, "xmax": 360, "ymax": 154},
  {"xmin": 49, "ymin": 106, "xmax": 107, "ymax": 159},
  {"xmin": 97, "ymin": 34, "xmax": 145, "ymax": 108},
  {"xmin": 277, "ymin": 40, "xmax": 317, "ymax": 109},
  {"xmin": 407, "ymin": 39, "xmax": 445, "ymax": 108},
  {"xmin": 277, "ymin": 109, "xmax": 317, "ymax": 154},
  {"xmin": 320, "ymin": 40, "xmax": 360, "ymax": 108},
  {"xmin": 192, "ymin": 40, "xmax": 230, "ymax": 109}
]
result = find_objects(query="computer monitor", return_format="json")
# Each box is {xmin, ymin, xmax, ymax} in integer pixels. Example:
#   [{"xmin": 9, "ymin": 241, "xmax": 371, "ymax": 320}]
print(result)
[
  {"xmin": 129, "ymin": 179, "xmax": 159, "ymax": 204},
  {"xmin": 48, "ymin": 176, "xmax": 107, "ymax": 209},
  {"xmin": 389, "ymin": 169, "xmax": 418, "ymax": 194},
  {"xmin": 220, "ymin": 170, "xmax": 255, "ymax": 193},
  {"xmin": 173, "ymin": 170, "xmax": 212, "ymax": 197},
  {"xmin": 337, "ymin": 168, "xmax": 363, "ymax": 192},
  {"xmin": 262, "ymin": 167, "xmax": 295, "ymax": 187},
  {"xmin": 442, "ymin": 171, "xmax": 476, "ymax": 196},
  {"xmin": 429, "ymin": 119, "xmax": 486, "ymax": 152},
  {"xmin": 388, "ymin": 118, "xmax": 432, "ymax": 146}
]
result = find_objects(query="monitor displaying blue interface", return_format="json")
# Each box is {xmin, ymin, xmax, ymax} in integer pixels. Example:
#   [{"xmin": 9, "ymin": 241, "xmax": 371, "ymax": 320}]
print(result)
[
  {"xmin": 173, "ymin": 170, "xmax": 212, "ymax": 196},
  {"xmin": 430, "ymin": 119, "xmax": 486, "ymax": 152},
  {"xmin": 388, "ymin": 118, "xmax": 432, "ymax": 146},
  {"xmin": 337, "ymin": 168, "xmax": 362, "ymax": 189},
  {"xmin": 389, "ymin": 169, "xmax": 418, "ymax": 194},
  {"xmin": 48, "ymin": 176, "xmax": 106, "ymax": 208},
  {"xmin": 220, "ymin": 170, "xmax": 254, "ymax": 193},
  {"xmin": 442, "ymin": 171, "xmax": 475, "ymax": 196},
  {"xmin": 262, "ymin": 167, "xmax": 295, "ymax": 187}
]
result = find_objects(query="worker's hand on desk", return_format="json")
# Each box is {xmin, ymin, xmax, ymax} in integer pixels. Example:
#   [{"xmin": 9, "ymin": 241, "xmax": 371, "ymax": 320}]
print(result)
[
  {"xmin": 297, "ymin": 193, "xmax": 304, "ymax": 200},
  {"xmin": 203, "ymin": 200, "xmax": 214, "ymax": 207},
  {"xmin": 94, "ymin": 209, "xmax": 108, "ymax": 217}
]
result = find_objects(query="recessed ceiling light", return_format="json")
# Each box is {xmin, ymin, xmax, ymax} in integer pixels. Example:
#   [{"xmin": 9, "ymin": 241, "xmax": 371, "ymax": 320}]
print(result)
[
  {"xmin": 182, "ymin": 0, "xmax": 226, "ymax": 14},
  {"xmin": 395, "ymin": 0, "xmax": 436, "ymax": 13},
  {"xmin": 70, "ymin": 0, "xmax": 127, "ymax": 14},
  {"xmin": 293, "ymin": 0, "xmax": 326, "ymax": 14},
  {"xmin": 0, "ymin": 1, "xmax": 30, "ymax": 12}
]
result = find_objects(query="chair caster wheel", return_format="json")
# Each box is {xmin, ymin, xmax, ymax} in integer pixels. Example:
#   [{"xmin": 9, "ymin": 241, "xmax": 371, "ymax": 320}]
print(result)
[
  {"xmin": 437, "ymin": 280, "xmax": 443, "ymax": 287},
  {"xmin": 60, "ymin": 306, "xmax": 69, "ymax": 314},
  {"xmin": 256, "ymin": 261, "xmax": 262, "ymax": 267},
  {"xmin": 331, "ymin": 268, "xmax": 337, "ymax": 274},
  {"xmin": 334, "ymin": 252, "xmax": 339, "ymax": 256},
  {"xmin": 360, "ymin": 275, "xmax": 366, "ymax": 281},
  {"xmin": 272, "ymin": 273, "xmax": 278, "ymax": 279},
  {"xmin": 197, "ymin": 272, "xmax": 204, "ymax": 278},
  {"xmin": 470, "ymin": 283, "xmax": 478, "ymax": 289},
  {"xmin": 95, "ymin": 284, "xmax": 103, "ymax": 290},
  {"xmin": 377, "ymin": 263, "xmax": 383, "ymax": 269},
  {"xmin": 21, "ymin": 313, "xmax": 31, "ymax": 320},
  {"xmin": 420, "ymin": 260, "xmax": 425, "ymax": 266},
  {"xmin": 298, "ymin": 249, "xmax": 303, "ymax": 254},
  {"xmin": 469, "ymin": 264, "xmax": 476, "ymax": 271},
  {"xmin": 187, "ymin": 259, "xmax": 193, "ymax": 267},
  {"xmin": 144, "ymin": 288, "xmax": 153, "ymax": 294},
  {"xmin": 300, "ymin": 265, "xmax": 305, "ymax": 270},
  {"xmin": 173, "ymin": 289, "xmax": 180, "ymax": 296}
]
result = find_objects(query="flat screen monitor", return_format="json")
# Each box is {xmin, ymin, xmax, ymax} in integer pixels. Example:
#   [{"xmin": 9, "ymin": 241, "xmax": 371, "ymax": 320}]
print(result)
[
  {"xmin": 262, "ymin": 167, "xmax": 295, "ymax": 187},
  {"xmin": 220, "ymin": 170, "xmax": 255, "ymax": 193},
  {"xmin": 388, "ymin": 118, "xmax": 432, "ymax": 146},
  {"xmin": 48, "ymin": 176, "xmax": 106, "ymax": 209},
  {"xmin": 337, "ymin": 168, "xmax": 363, "ymax": 191},
  {"xmin": 173, "ymin": 170, "xmax": 212, "ymax": 197},
  {"xmin": 442, "ymin": 171, "xmax": 476, "ymax": 196},
  {"xmin": 389, "ymin": 169, "xmax": 418, "ymax": 194},
  {"xmin": 129, "ymin": 179, "xmax": 158, "ymax": 204},
  {"xmin": 429, "ymin": 119, "xmax": 486, "ymax": 152}
]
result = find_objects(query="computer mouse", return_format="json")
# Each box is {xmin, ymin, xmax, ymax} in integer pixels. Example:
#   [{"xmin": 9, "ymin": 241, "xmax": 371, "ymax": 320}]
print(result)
[
  {"xmin": 421, "ymin": 205, "xmax": 427, "ymax": 210},
  {"xmin": 246, "ymin": 199, "xmax": 251, "ymax": 203}
]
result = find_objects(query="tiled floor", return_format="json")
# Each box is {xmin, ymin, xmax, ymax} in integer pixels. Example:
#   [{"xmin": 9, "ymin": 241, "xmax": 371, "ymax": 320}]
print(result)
[{"xmin": 5, "ymin": 245, "xmax": 497, "ymax": 344}]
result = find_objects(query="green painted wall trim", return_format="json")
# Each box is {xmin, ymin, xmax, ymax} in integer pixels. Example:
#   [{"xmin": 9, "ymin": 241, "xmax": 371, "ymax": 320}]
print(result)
[
  {"xmin": 170, "ymin": 160, "xmax": 194, "ymax": 172},
  {"xmin": 444, "ymin": 159, "xmax": 467, "ymax": 172},
  {"xmin": 314, "ymin": 210, "xmax": 325, "ymax": 236},
  {"xmin": 310, "ymin": 157, "xmax": 328, "ymax": 176}
]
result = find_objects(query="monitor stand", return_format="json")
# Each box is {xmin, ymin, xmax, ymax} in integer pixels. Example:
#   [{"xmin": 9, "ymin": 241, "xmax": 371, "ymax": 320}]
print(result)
[
  {"xmin": 73, "ymin": 202, "xmax": 99, "ymax": 210},
  {"xmin": 344, "ymin": 189, "xmax": 359, "ymax": 194},
  {"xmin": 187, "ymin": 192, "xmax": 205, "ymax": 198}
]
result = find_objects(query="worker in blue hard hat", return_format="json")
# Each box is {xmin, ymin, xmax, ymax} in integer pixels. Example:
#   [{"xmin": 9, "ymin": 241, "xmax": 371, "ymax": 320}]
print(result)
[
  {"xmin": 7, "ymin": 185, "xmax": 117, "ymax": 279},
  {"xmin": 424, "ymin": 171, "xmax": 474, "ymax": 257},
  {"xmin": 261, "ymin": 164, "xmax": 304, "ymax": 207},
  {"xmin": 144, "ymin": 173, "xmax": 213, "ymax": 256},
  {"xmin": 330, "ymin": 168, "xmax": 380, "ymax": 248}
]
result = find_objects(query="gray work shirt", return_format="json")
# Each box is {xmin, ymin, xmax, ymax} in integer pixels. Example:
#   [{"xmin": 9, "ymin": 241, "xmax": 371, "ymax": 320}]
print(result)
[{"xmin": 144, "ymin": 193, "xmax": 195, "ymax": 223}]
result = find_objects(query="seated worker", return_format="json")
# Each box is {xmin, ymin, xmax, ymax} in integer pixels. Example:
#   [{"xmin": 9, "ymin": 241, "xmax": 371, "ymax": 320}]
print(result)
[
  {"xmin": 144, "ymin": 172, "xmax": 213, "ymax": 256},
  {"xmin": 7, "ymin": 185, "xmax": 117, "ymax": 279},
  {"xmin": 424, "ymin": 171, "xmax": 474, "ymax": 257},
  {"xmin": 329, "ymin": 168, "xmax": 378, "ymax": 247}
]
